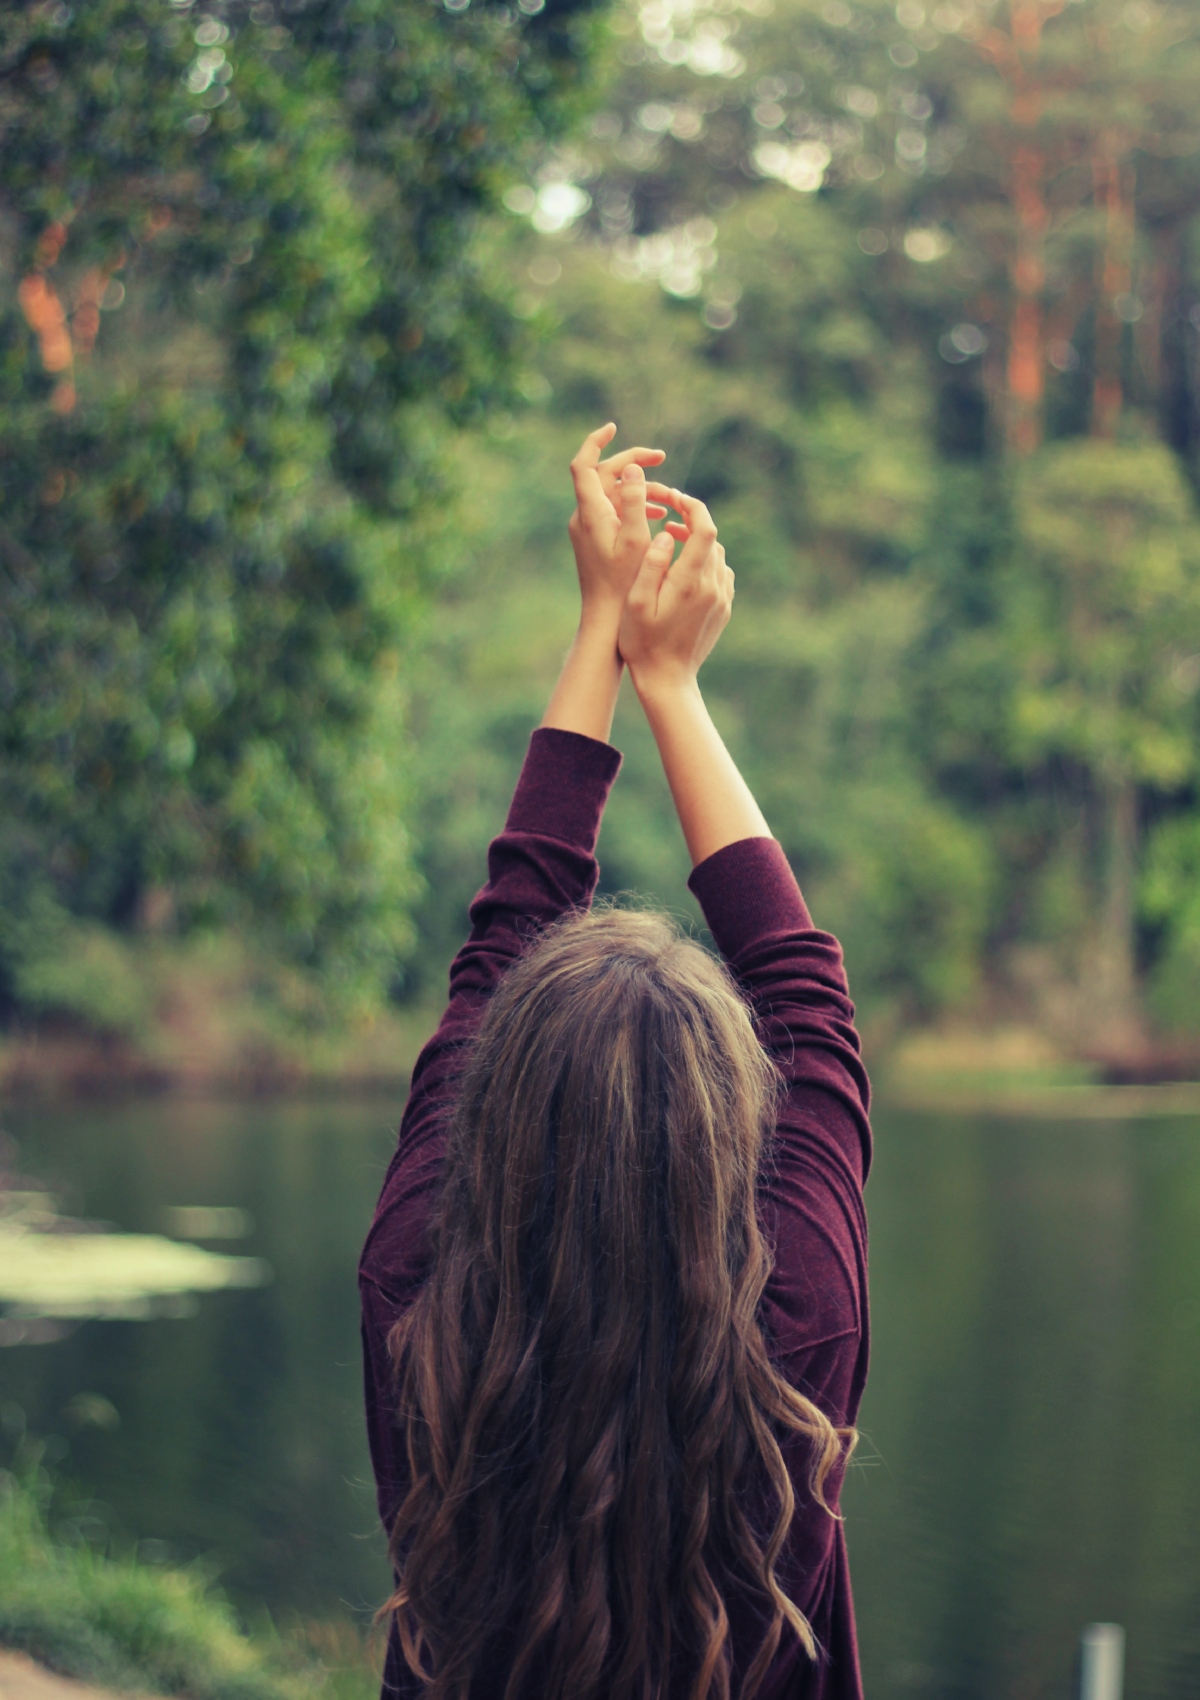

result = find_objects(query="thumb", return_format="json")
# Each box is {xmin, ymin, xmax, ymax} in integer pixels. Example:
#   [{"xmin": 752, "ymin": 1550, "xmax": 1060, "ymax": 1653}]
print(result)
[{"xmin": 616, "ymin": 462, "xmax": 651, "ymax": 548}]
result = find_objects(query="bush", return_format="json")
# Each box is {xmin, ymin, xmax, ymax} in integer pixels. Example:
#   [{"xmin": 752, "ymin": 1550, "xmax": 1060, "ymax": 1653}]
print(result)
[{"xmin": 0, "ymin": 1461, "xmax": 375, "ymax": 1700}]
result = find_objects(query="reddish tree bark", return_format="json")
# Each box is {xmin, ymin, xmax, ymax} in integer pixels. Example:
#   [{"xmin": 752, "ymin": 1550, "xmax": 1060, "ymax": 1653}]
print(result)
[
  {"xmin": 1008, "ymin": 139, "xmax": 1049, "ymax": 454},
  {"xmin": 981, "ymin": 1, "xmax": 1065, "ymax": 456}
]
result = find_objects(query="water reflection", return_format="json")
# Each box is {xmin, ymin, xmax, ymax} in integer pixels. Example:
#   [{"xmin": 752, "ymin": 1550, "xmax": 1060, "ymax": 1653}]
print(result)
[
  {"xmin": 0, "ymin": 1099, "xmax": 398, "ymax": 1618},
  {"xmin": 0, "ymin": 1099, "xmax": 1198, "ymax": 1696},
  {"xmin": 843, "ymin": 1110, "xmax": 1200, "ymax": 1699},
  {"xmin": 0, "ymin": 1177, "xmax": 268, "ymax": 1337}
]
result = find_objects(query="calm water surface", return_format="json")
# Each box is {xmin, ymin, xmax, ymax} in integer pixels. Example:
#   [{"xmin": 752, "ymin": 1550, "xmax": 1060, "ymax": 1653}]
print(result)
[{"xmin": 2, "ymin": 1099, "xmax": 1199, "ymax": 1698}]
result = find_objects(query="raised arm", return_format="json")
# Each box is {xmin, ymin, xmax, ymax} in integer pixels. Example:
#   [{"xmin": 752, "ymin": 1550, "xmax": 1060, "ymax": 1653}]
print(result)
[
  {"xmin": 450, "ymin": 426, "xmax": 667, "ymax": 1003},
  {"xmin": 620, "ymin": 487, "xmax": 871, "ymax": 1182},
  {"xmin": 361, "ymin": 426, "xmax": 664, "ymax": 1305},
  {"xmin": 619, "ymin": 488, "xmax": 768, "ymax": 864},
  {"xmin": 360, "ymin": 425, "xmax": 664, "ymax": 1533},
  {"xmin": 622, "ymin": 489, "xmax": 872, "ymax": 1525}
]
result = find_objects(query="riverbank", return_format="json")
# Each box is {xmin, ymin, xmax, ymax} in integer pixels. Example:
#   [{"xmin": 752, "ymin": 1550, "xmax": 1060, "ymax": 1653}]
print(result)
[
  {"xmin": 0, "ymin": 925, "xmax": 447, "ymax": 1101},
  {"xmin": 0, "ymin": 1021, "xmax": 425, "ymax": 1101},
  {"xmin": 0, "ymin": 997, "xmax": 438, "ymax": 1102},
  {"xmin": 0, "ymin": 1467, "xmax": 376, "ymax": 1700},
  {"xmin": 879, "ymin": 1021, "xmax": 1200, "ymax": 1112},
  {"xmin": 0, "ymin": 1649, "xmax": 131, "ymax": 1700},
  {"xmin": 8, "ymin": 1017, "xmax": 1200, "ymax": 1111},
  {"xmin": 4, "ymin": 937, "xmax": 1199, "ymax": 1106}
]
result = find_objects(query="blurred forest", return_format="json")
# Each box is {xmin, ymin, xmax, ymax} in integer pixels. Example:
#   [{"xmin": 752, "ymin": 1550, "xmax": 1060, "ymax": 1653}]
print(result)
[{"xmin": 4, "ymin": 0, "xmax": 1200, "ymax": 1082}]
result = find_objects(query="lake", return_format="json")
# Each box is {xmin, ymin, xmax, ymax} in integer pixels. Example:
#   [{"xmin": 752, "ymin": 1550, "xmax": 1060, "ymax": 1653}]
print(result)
[{"xmin": 2, "ymin": 1097, "xmax": 1199, "ymax": 1699}]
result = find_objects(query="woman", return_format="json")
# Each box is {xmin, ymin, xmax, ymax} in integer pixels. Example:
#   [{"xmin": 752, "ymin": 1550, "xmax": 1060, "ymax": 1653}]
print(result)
[{"xmin": 360, "ymin": 426, "xmax": 872, "ymax": 1700}]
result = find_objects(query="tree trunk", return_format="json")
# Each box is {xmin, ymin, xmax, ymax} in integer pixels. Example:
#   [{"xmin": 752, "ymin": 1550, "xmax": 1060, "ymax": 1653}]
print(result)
[
  {"xmin": 1158, "ymin": 223, "xmax": 1196, "ymax": 464},
  {"xmin": 1007, "ymin": 145, "xmax": 1048, "ymax": 455},
  {"xmin": 1093, "ymin": 774, "xmax": 1139, "ymax": 1035},
  {"xmin": 1003, "ymin": 2, "xmax": 1050, "ymax": 455},
  {"xmin": 1137, "ymin": 222, "xmax": 1173, "ymax": 404},
  {"xmin": 1091, "ymin": 142, "xmax": 1134, "ymax": 439}
]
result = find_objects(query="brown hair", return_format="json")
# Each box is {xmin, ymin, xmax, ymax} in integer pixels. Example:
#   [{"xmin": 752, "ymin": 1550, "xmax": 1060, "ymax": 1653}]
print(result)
[{"xmin": 384, "ymin": 908, "xmax": 849, "ymax": 1700}]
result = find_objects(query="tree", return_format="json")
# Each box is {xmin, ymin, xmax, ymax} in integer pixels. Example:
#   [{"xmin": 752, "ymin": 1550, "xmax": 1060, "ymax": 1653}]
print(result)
[
  {"xmin": 1009, "ymin": 439, "xmax": 1200, "ymax": 1030},
  {"xmin": 0, "ymin": 0, "xmax": 608, "ymax": 1013}
]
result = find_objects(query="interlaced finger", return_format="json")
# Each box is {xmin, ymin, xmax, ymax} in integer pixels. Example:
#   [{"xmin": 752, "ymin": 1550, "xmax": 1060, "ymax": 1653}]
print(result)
[
  {"xmin": 643, "ymin": 483, "xmax": 716, "ymax": 529},
  {"xmin": 645, "ymin": 487, "xmax": 718, "ymax": 575},
  {"xmin": 644, "ymin": 485, "xmax": 687, "ymax": 533},
  {"xmin": 601, "ymin": 449, "xmax": 668, "ymax": 520},
  {"xmin": 663, "ymin": 487, "xmax": 716, "ymax": 536},
  {"xmin": 599, "ymin": 446, "xmax": 666, "ymax": 480}
]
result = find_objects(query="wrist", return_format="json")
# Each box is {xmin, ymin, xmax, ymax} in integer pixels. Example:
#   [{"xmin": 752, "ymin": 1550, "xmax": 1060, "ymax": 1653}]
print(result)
[
  {"xmin": 627, "ymin": 662, "xmax": 701, "ymax": 705},
  {"xmin": 575, "ymin": 611, "xmax": 625, "ymax": 682},
  {"xmin": 578, "ymin": 597, "xmax": 624, "ymax": 639}
]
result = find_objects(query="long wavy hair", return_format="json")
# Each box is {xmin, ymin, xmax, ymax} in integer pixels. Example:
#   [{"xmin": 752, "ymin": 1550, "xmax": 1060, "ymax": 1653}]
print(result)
[{"xmin": 384, "ymin": 908, "xmax": 850, "ymax": 1700}]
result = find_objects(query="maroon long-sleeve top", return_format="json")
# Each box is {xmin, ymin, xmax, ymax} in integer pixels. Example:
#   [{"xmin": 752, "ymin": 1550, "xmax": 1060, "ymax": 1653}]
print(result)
[{"xmin": 360, "ymin": 728, "xmax": 872, "ymax": 1700}]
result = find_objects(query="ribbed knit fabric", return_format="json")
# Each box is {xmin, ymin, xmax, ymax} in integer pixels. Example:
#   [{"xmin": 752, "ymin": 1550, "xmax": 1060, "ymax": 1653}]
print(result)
[{"xmin": 360, "ymin": 727, "xmax": 872, "ymax": 1700}]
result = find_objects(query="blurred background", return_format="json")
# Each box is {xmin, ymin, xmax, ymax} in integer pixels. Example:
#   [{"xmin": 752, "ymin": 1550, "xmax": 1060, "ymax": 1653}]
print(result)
[{"xmin": 2, "ymin": 0, "xmax": 1200, "ymax": 1695}]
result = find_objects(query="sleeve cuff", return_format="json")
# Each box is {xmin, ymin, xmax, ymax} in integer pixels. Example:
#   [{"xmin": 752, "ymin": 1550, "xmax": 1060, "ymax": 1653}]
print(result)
[
  {"xmin": 504, "ymin": 728, "xmax": 623, "ymax": 854},
  {"xmin": 688, "ymin": 837, "xmax": 812, "ymax": 958}
]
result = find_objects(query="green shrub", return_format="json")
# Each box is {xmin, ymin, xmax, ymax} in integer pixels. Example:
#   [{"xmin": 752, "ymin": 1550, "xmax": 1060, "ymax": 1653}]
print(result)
[{"xmin": 0, "ymin": 1463, "xmax": 376, "ymax": 1700}]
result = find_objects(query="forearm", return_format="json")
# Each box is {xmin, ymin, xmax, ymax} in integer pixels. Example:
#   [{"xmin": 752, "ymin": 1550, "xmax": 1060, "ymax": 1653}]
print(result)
[
  {"xmin": 633, "ymin": 673, "xmax": 769, "ymax": 866},
  {"xmin": 541, "ymin": 607, "xmax": 624, "ymax": 744},
  {"xmin": 446, "ymin": 727, "xmax": 621, "ymax": 1007}
]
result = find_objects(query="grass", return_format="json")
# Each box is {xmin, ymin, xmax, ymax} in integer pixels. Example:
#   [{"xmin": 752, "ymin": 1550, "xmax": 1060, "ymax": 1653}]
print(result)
[{"xmin": 0, "ymin": 1454, "xmax": 381, "ymax": 1700}]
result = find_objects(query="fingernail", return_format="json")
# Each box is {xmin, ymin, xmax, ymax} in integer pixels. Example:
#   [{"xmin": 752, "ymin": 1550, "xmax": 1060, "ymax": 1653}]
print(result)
[{"xmin": 622, "ymin": 463, "xmax": 644, "ymax": 481}]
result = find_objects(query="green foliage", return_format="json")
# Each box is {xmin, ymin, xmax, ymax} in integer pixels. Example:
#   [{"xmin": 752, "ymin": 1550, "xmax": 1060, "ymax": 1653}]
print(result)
[
  {"xmin": 1010, "ymin": 440, "xmax": 1200, "ymax": 791},
  {"xmin": 6, "ymin": 0, "xmax": 1200, "ymax": 1049},
  {"xmin": 12, "ymin": 923, "xmax": 160, "ymax": 1040},
  {"xmin": 1141, "ymin": 815, "xmax": 1200, "ymax": 1034},
  {"xmin": 0, "ymin": 0, "xmax": 609, "ymax": 1017},
  {"xmin": 401, "ymin": 224, "xmax": 992, "ymax": 1021},
  {"xmin": 399, "ymin": 0, "xmax": 1200, "ymax": 1038},
  {"xmin": 0, "ymin": 1459, "xmax": 374, "ymax": 1700}
]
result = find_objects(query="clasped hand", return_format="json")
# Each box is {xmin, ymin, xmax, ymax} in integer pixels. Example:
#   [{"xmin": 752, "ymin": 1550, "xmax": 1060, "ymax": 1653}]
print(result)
[
  {"xmin": 567, "ymin": 423, "xmax": 734, "ymax": 692},
  {"xmin": 548, "ymin": 423, "xmax": 767, "ymax": 862}
]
